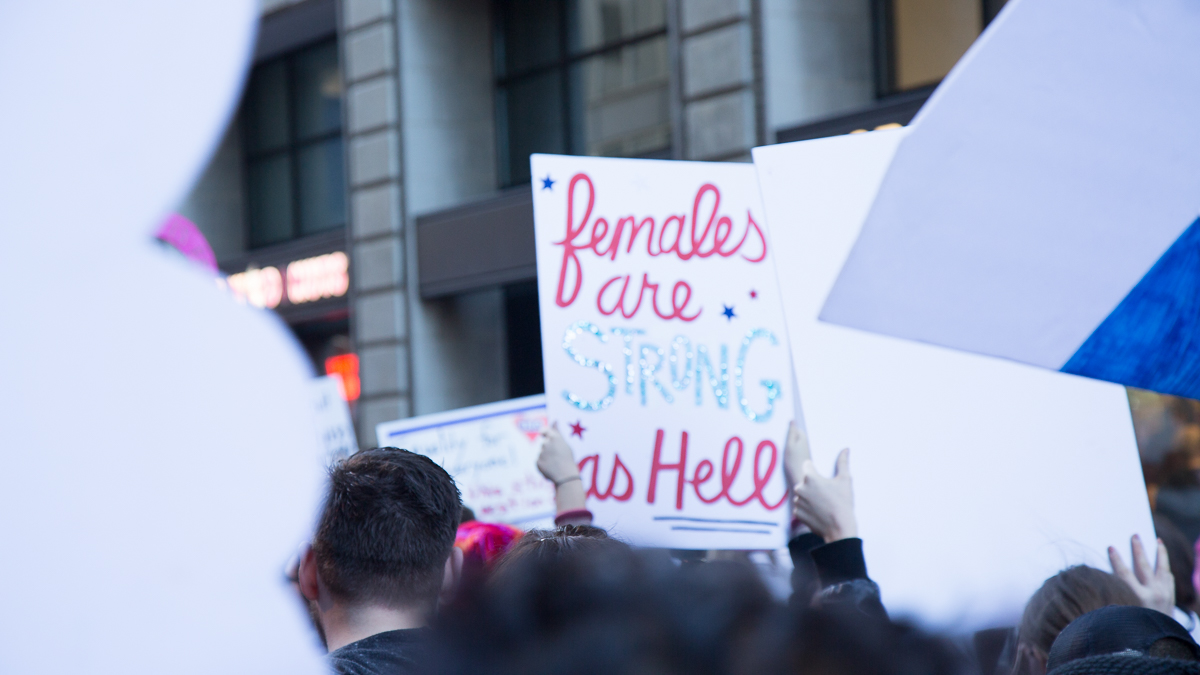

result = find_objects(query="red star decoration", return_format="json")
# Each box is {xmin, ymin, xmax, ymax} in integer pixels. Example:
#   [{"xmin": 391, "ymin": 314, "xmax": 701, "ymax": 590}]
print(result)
[
  {"xmin": 569, "ymin": 421, "xmax": 586, "ymax": 439},
  {"xmin": 749, "ymin": 289, "xmax": 758, "ymax": 299}
]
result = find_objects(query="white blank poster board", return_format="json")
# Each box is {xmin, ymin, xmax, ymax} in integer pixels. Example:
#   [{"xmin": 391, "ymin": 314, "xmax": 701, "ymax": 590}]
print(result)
[{"xmin": 753, "ymin": 129, "xmax": 1154, "ymax": 629}]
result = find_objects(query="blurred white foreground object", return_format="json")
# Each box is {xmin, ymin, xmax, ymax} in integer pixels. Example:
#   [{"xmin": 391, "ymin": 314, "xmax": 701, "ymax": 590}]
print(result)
[
  {"xmin": 819, "ymin": 0, "xmax": 1200, "ymax": 400},
  {"xmin": 0, "ymin": 2, "xmax": 326, "ymax": 673}
]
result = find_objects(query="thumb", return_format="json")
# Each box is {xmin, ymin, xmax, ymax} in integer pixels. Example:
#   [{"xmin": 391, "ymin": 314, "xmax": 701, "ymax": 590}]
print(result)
[{"xmin": 833, "ymin": 448, "xmax": 851, "ymax": 478}]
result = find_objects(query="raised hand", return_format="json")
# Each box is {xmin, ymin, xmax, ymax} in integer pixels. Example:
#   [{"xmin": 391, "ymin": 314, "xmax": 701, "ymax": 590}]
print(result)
[
  {"xmin": 783, "ymin": 420, "xmax": 811, "ymax": 489},
  {"xmin": 538, "ymin": 424, "xmax": 581, "ymax": 486},
  {"xmin": 1109, "ymin": 534, "xmax": 1175, "ymax": 615},
  {"xmin": 792, "ymin": 446, "xmax": 857, "ymax": 543}
]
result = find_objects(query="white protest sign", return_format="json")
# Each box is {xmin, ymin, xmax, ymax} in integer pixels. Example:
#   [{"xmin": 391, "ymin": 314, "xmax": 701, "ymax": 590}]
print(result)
[
  {"xmin": 310, "ymin": 375, "xmax": 358, "ymax": 466},
  {"xmin": 531, "ymin": 154, "xmax": 794, "ymax": 549},
  {"xmin": 818, "ymin": 0, "xmax": 1200, "ymax": 399},
  {"xmin": 376, "ymin": 395, "xmax": 555, "ymax": 526},
  {"xmin": 753, "ymin": 130, "xmax": 1154, "ymax": 629}
]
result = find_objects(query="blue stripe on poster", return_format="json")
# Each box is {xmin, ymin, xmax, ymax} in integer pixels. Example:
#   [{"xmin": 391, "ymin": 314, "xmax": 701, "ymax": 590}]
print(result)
[{"xmin": 1062, "ymin": 215, "xmax": 1200, "ymax": 398}]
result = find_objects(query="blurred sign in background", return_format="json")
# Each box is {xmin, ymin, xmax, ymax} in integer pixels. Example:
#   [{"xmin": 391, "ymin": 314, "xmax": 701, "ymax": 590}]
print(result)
[{"xmin": 376, "ymin": 395, "xmax": 555, "ymax": 526}]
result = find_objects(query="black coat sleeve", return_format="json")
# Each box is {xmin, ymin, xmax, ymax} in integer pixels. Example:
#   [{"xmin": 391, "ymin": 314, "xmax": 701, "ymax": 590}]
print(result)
[
  {"xmin": 788, "ymin": 536, "xmax": 886, "ymax": 620},
  {"xmin": 787, "ymin": 532, "xmax": 826, "ymax": 606}
]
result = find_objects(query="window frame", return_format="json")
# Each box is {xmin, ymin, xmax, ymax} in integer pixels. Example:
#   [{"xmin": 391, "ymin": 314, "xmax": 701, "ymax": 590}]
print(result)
[
  {"xmin": 871, "ymin": 0, "xmax": 1006, "ymax": 99},
  {"xmin": 493, "ymin": 0, "xmax": 670, "ymax": 187},
  {"xmin": 243, "ymin": 37, "xmax": 345, "ymax": 250}
]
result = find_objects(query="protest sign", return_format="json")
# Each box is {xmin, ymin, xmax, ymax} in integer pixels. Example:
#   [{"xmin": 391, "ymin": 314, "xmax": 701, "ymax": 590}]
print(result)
[
  {"xmin": 818, "ymin": 0, "xmax": 1200, "ymax": 399},
  {"xmin": 376, "ymin": 395, "xmax": 555, "ymax": 526},
  {"xmin": 310, "ymin": 375, "xmax": 358, "ymax": 466},
  {"xmin": 530, "ymin": 154, "xmax": 794, "ymax": 549},
  {"xmin": 753, "ymin": 129, "xmax": 1154, "ymax": 629}
]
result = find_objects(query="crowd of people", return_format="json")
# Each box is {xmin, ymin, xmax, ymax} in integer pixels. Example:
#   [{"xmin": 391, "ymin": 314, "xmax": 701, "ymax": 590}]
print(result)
[{"xmin": 286, "ymin": 423, "xmax": 1200, "ymax": 675}]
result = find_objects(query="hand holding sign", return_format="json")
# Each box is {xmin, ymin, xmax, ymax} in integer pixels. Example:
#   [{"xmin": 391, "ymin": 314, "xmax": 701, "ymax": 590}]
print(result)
[
  {"xmin": 540, "ymin": 424, "xmax": 588, "ymax": 518},
  {"xmin": 1109, "ymin": 535, "xmax": 1175, "ymax": 615},
  {"xmin": 792, "ymin": 446, "xmax": 857, "ymax": 544},
  {"xmin": 783, "ymin": 420, "xmax": 810, "ymax": 488},
  {"xmin": 538, "ymin": 425, "xmax": 581, "ymax": 486}
]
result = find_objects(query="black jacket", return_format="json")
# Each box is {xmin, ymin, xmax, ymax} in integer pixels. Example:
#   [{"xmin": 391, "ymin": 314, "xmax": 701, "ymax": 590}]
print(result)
[
  {"xmin": 788, "ymin": 533, "xmax": 886, "ymax": 620},
  {"xmin": 329, "ymin": 628, "xmax": 428, "ymax": 675}
]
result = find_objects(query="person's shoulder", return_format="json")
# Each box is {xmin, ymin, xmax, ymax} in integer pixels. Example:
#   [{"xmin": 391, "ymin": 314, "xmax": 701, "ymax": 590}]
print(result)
[{"xmin": 329, "ymin": 629, "xmax": 429, "ymax": 675}]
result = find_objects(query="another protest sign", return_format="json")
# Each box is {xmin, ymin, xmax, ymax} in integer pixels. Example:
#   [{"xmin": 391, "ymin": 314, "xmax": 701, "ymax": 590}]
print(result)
[
  {"xmin": 818, "ymin": 0, "xmax": 1200, "ymax": 399},
  {"xmin": 310, "ymin": 374, "xmax": 358, "ymax": 466},
  {"xmin": 376, "ymin": 395, "xmax": 555, "ymax": 526},
  {"xmin": 753, "ymin": 129, "xmax": 1154, "ymax": 629},
  {"xmin": 530, "ymin": 154, "xmax": 795, "ymax": 549}
]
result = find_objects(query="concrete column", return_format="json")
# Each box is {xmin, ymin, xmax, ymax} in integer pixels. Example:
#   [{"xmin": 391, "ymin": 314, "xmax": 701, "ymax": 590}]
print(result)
[
  {"xmin": 398, "ymin": 0, "xmax": 505, "ymax": 417},
  {"xmin": 676, "ymin": 0, "xmax": 764, "ymax": 161},
  {"xmin": 760, "ymin": 0, "xmax": 874, "ymax": 136},
  {"xmin": 339, "ymin": 0, "xmax": 411, "ymax": 445}
]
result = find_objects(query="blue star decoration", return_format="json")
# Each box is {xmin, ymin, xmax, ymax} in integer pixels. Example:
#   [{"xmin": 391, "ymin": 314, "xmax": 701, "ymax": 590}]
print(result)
[
  {"xmin": 541, "ymin": 175, "xmax": 555, "ymax": 190},
  {"xmin": 722, "ymin": 305, "xmax": 736, "ymax": 321}
]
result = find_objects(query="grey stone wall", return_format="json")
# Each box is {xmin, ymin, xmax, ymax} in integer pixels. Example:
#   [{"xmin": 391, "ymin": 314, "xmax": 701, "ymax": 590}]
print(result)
[
  {"xmin": 676, "ymin": 0, "xmax": 763, "ymax": 161},
  {"xmin": 398, "ymin": 0, "xmax": 506, "ymax": 417},
  {"xmin": 761, "ymin": 0, "xmax": 874, "ymax": 135},
  {"xmin": 341, "ymin": 0, "xmax": 502, "ymax": 441},
  {"xmin": 176, "ymin": 119, "xmax": 247, "ymax": 262},
  {"xmin": 339, "ymin": 0, "xmax": 410, "ymax": 444}
]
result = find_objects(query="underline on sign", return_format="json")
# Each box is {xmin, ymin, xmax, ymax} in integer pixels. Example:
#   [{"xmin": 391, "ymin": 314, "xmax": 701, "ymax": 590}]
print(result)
[
  {"xmin": 653, "ymin": 516, "xmax": 778, "ymax": 527},
  {"xmin": 385, "ymin": 403, "xmax": 546, "ymax": 436},
  {"xmin": 669, "ymin": 526, "xmax": 773, "ymax": 535}
]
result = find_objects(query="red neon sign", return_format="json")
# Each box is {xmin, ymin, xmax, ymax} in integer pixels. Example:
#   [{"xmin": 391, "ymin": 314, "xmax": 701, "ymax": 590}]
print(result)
[{"xmin": 325, "ymin": 354, "xmax": 360, "ymax": 402}]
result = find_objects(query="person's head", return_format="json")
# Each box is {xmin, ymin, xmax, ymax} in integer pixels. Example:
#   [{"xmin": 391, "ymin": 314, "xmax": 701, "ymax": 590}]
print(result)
[
  {"xmin": 301, "ymin": 447, "xmax": 463, "ymax": 615},
  {"xmin": 428, "ymin": 540, "xmax": 775, "ymax": 675},
  {"xmin": 1046, "ymin": 605, "xmax": 1200, "ymax": 672},
  {"xmin": 1046, "ymin": 653, "xmax": 1200, "ymax": 675},
  {"xmin": 455, "ymin": 520, "xmax": 524, "ymax": 573},
  {"xmin": 737, "ymin": 603, "xmax": 970, "ymax": 675},
  {"xmin": 460, "ymin": 505, "xmax": 477, "ymax": 524},
  {"xmin": 1014, "ymin": 565, "xmax": 1141, "ymax": 675},
  {"xmin": 489, "ymin": 524, "xmax": 616, "ymax": 580}
]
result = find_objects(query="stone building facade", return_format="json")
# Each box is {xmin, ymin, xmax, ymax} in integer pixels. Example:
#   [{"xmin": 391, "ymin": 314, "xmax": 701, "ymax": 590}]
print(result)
[{"xmin": 180, "ymin": 0, "xmax": 1002, "ymax": 444}]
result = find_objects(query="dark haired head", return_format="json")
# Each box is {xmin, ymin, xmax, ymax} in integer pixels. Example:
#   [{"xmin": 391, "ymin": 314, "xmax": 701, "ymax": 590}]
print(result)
[
  {"xmin": 429, "ymin": 540, "xmax": 775, "ymax": 675},
  {"xmin": 1046, "ymin": 605, "xmax": 1200, "ymax": 671},
  {"xmin": 489, "ymin": 524, "xmax": 615, "ymax": 579},
  {"xmin": 1047, "ymin": 652, "xmax": 1200, "ymax": 675},
  {"xmin": 312, "ymin": 447, "xmax": 462, "ymax": 609},
  {"xmin": 737, "ymin": 603, "xmax": 972, "ymax": 675}
]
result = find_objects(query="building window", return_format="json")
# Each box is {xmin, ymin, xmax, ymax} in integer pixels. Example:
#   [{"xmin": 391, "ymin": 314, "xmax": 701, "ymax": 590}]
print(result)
[
  {"xmin": 243, "ymin": 39, "xmax": 346, "ymax": 249},
  {"xmin": 504, "ymin": 281, "xmax": 545, "ymax": 397},
  {"xmin": 494, "ymin": 0, "xmax": 670, "ymax": 187},
  {"xmin": 874, "ymin": 0, "xmax": 1007, "ymax": 96}
]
